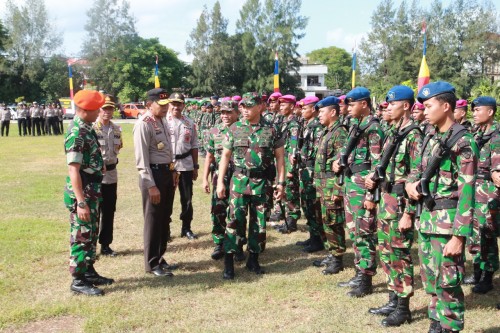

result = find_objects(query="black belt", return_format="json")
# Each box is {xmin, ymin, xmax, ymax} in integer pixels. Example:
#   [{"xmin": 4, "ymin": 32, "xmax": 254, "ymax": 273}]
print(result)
[
  {"xmin": 150, "ymin": 163, "xmax": 173, "ymax": 171},
  {"xmin": 429, "ymin": 198, "xmax": 458, "ymax": 211},
  {"xmin": 106, "ymin": 163, "xmax": 116, "ymax": 171},
  {"xmin": 175, "ymin": 149, "xmax": 192, "ymax": 160},
  {"xmin": 234, "ymin": 166, "xmax": 266, "ymax": 178},
  {"xmin": 382, "ymin": 182, "xmax": 405, "ymax": 196},
  {"xmin": 79, "ymin": 170, "xmax": 103, "ymax": 184},
  {"xmin": 477, "ymin": 170, "xmax": 491, "ymax": 181},
  {"xmin": 349, "ymin": 163, "xmax": 371, "ymax": 174}
]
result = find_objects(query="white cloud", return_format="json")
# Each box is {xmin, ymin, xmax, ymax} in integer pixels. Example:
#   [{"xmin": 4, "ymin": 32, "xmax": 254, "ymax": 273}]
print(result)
[{"xmin": 326, "ymin": 28, "xmax": 366, "ymax": 52}]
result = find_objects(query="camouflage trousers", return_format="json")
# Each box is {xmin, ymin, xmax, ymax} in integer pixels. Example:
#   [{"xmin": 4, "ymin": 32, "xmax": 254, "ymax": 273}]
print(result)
[
  {"xmin": 64, "ymin": 182, "xmax": 101, "ymax": 276},
  {"xmin": 470, "ymin": 200, "xmax": 499, "ymax": 272},
  {"xmin": 344, "ymin": 177, "xmax": 377, "ymax": 276},
  {"xmin": 377, "ymin": 193, "xmax": 414, "ymax": 297},
  {"xmin": 300, "ymin": 167, "xmax": 323, "ymax": 237},
  {"xmin": 316, "ymin": 180, "xmax": 346, "ymax": 255},
  {"xmin": 211, "ymin": 172, "xmax": 230, "ymax": 245},
  {"xmin": 275, "ymin": 169, "xmax": 301, "ymax": 220},
  {"xmin": 418, "ymin": 232, "xmax": 465, "ymax": 331},
  {"xmin": 225, "ymin": 191, "xmax": 268, "ymax": 254}
]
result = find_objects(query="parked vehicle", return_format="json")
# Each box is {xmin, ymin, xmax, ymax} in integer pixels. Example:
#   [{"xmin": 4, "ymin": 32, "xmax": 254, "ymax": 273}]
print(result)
[
  {"xmin": 59, "ymin": 97, "xmax": 75, "ymax": 119},
  {"xmin": 7, "ymin": 105, "xmax": 17, "ymax": 120},
  {"xmin": 123, "ymin": 103, "xmax": 146, "ymax": 119}
]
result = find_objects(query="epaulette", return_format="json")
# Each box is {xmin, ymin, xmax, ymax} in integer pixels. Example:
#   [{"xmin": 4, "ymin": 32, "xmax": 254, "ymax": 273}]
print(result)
[{"xmin": 142, "ymin": 115, "xmax": 155, "ymax": 123}]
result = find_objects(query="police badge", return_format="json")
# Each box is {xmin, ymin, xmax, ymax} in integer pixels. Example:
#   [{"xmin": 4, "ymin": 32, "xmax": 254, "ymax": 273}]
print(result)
[{"xmin": 157, "ymin": 141, "xmax": 165, "ymax": 150}]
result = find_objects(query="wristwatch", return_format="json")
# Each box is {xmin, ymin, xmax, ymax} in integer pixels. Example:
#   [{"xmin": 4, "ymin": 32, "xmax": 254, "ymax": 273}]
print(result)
[
  {"xmin": 77, "ymin": 201, "xmax": 87, "ymax": 208},
  {"xmin": 193, "ymin": 164, "xmax": 199, "ymax": 170},
  {"xmin": 277, "ymin": 181, "xmax": 286, "ymax": 186}
]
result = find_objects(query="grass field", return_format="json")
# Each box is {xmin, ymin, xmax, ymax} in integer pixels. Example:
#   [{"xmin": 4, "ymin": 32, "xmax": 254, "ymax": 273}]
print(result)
[{"xmin": 0, "ymin": 123, "xmax": 498, "ymax": 333}]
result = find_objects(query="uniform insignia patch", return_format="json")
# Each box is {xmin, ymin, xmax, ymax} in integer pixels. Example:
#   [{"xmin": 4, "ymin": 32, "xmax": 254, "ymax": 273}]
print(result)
[{"xmin": 422, "ymin": 88, "xmax": 430, "ymax": 97}]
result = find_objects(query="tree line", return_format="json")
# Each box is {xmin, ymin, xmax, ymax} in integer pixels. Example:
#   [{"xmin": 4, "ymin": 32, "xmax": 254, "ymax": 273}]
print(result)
[{"xmin": 0, "ymin": 0, "xmax": 498, "ymax": 104}]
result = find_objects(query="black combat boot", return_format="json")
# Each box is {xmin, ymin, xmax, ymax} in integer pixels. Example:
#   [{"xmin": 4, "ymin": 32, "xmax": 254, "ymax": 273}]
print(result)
[
  {"xmin": 338, "ymin": 269, "xmax": 362, "ymax": 288},
  {"xmin": 296, "ymin": 237, "xmax": 311, "ymax": 247},
  {"xmin": 70, "ymin": 275, "xmax": 104, "ymax": 296},
  {"xmin": 463, "ymin": 263, "xmax": 482, "ymax": 285},
  {"xmin": 269, "ymin": 211, "xmax": 283, "ymax": 222},
  {"xmin": 234, "ymin": 244, "xmax": 246, "ymax": 262},
  {"xmin": 85, "ymin": 265, "xmax": 114, "ymax": 285},
  {"xmin": 278, "ymin": 217, "xmax": 298, "ymax": 234},
  {"xmin": 302, "ymin": 235, "xmax": 324, "ymax": 253},
  {"xmin": 313, "ymin": 254, "xmax": 334, "ymax": 267},
  {"xmin": 472, "ymin": 270, "xmax": 494, "ymax": 294},
  {"xmin": 347, "ymin": 274, "xmax": 373, "ymax": 298},
  {"xmin": 322, "ymin": 255, "xmax": 344, "ymax": 275},
  {"xmin": 246, "ymin": 252, "xmax": 265, "ymax": 274},
  {"xmin": 223, "ymin": 253, "xmax": 235, "ymax": 280},
  {"xmin": 211, "ymin": 244, "xmax": 224, "ymax": 260},
  {"xmin": 381, "ymin": 296, "xmax": 412, "ymax": 327},
  {"xmin": 428, "ymin": 319, "xmax": 442, "ymax": 333},
  {"xmin": 369, "ymin": 291, "xmax": 398, "ymax": 316}
]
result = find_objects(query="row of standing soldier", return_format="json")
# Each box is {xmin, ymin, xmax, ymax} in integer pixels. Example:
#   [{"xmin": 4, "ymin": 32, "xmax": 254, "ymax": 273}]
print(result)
[{"xmin": 199, "ymin": 83, "xmax": 498, "ymax": 333}]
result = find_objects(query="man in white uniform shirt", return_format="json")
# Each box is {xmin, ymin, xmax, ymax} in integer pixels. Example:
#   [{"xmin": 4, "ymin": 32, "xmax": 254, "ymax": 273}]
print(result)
[{"xmin": 166, "ymin": 92, "xmax": 199, "ymax": 240}]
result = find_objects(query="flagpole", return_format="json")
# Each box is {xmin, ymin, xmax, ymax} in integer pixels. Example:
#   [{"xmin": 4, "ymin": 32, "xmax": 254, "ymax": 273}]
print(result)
[
  {"xmin": 67, "ymin": 60, "xmax": 75, "ymax": 112},
  {"xmin": 417, "ymin": 20, "xmax": 430, "ymax": 91},
  {"xmin": 274, "ymin": 51, "xmax": 279, "ymax": 93},
  {"xmin": 154, "ymin": 55, "xmax": 160, "ymax": 88},
  {"xmin": 351, "ymin": 43, "xmax": 356, "ymax": 89}
]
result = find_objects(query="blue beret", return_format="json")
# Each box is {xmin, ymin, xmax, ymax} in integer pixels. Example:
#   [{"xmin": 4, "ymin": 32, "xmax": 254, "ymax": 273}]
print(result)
[
  {"xmin": 417, "ymin": 81, "xmax": 455, "ymax": 103},
  {"xmin": 471, "ymin": 96, "xmax": 496, "ymax": 109},
  {"xmin": 316, "ymin": 96, "xmax": 340, "ymax": 108},
  {"xmin": 386, "ymin": 85, "xmax": 415, "ymax": 102},
  {"xmin": 345, "ymin": 87, "xmax": 370, "ymax": 102}
]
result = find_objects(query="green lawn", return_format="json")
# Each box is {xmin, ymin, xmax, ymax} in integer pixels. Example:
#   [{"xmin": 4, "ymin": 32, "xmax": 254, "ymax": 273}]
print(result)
[{"xmin": 0, "ymin": 123, "xmax": 498, "ymax": 333}]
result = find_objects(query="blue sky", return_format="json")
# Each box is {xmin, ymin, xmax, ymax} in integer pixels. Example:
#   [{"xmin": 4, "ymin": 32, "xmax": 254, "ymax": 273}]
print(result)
[{"xmin": 2, "ymin": 0, "xmax": 453, "ymax": 62}]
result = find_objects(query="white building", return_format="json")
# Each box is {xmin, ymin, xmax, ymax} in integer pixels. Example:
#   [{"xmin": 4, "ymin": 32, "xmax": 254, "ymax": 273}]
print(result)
[{"xmin": 291, "ymin": 58, "xmax": 335, "ymax": 99}]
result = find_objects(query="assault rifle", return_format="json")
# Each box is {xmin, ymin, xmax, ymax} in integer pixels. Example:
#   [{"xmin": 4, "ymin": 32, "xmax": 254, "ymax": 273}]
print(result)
[
  {"xmin": 370, "ymin": 118, "xmax": 405, "ymax": 202},
  {"xmin": 292, "ymin": 117, "xmax": 305, "ymax": 172},
  {"xmin": 416, "ymin": 126, "xmax": 467, "ymax": 216}
]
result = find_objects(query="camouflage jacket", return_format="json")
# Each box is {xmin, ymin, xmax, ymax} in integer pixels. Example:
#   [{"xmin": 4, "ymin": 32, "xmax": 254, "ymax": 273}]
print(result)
[
  {"xmin": 314, "ymin": 119, "xmax": 348, "ymax": 195},
  {"xmin": 64, "ymin": 115, "xmax": 104, "ymax": 198},
  {"xmin": 300, "ymin": 116, "xmax": 324, "ymax": 168},
  {"xmin": 262, "ymin": 110, "xmax": 274, "ymax": 124},
  {"xmin": 474, "ymin": 121, "xmax": 500, "ymax": 204},
  {"xmin": 223, "ymin": 117, "xmax": 284, "ymax": 195},
  {"xmin": 379, "ymin": 119, "xmax": 423, "ymax": 215},
  {"xmin": 408, "ymin": 123, "xmax": 478, "ymax": 236},
  {"xmin": 206, "ymin": 122, "xmax": 230, "ymax": 167},
  {"xmin": 342, "ymin": 115, "xmax": 384, "ymax": 200}
]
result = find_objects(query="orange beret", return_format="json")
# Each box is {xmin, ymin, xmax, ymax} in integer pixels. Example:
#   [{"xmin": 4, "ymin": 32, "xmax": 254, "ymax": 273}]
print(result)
[{"xmin": 74, "ymin": 90, "xmax": 105, "ymax": 111}]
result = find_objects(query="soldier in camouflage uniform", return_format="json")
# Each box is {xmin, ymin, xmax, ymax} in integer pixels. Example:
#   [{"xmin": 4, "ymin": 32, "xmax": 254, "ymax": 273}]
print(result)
[
  {"xmin": 365, "ymin": 86, "xmax": 423, "ymax": 327},
  {"xmin": 412, "ymin": 102, "xmax": 434, "ymax": 135},
  {"xmin": 197, "ymin": 102, "xmax": 208, "ymax": 156},
  {"xmin": 311, "ymin": 96, "xmax": 348, "ymax": 274},
  {"xmin": 284, "ymin": 96, "xmax": 324, "ymax": 252},
  {"xmin": 406, "ymin": 81, "xmax": 478, "ymax": 332},
  {"xmin": 453, "ymin": 99, "xmax": 473, "ymax": 131},
  {"xmin": 463, "ymin": 96, "xmax": 499, "ymax": 294},
  {"xmin": 217, "ymin": 92, "xmax": 285, "ymax": 280},
  {"xmin": 64, "ymin": 90, "xmax": 113, "ymax": 296},
  {"xmin": 273, "ymin": 95, "xmax": 301, "ymax": 232},
  {"xmin": 332, "ymin": 87, "xmax": 384, "ymax": 298},
  {"xmin": 202, "ymin": 100, "xmax": 240, "ymax": 260}
]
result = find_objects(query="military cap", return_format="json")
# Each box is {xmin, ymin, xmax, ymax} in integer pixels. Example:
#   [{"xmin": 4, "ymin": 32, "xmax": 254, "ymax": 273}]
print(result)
[
  {"xmin": 296, "ymin": 101, "xmax": 303, "ymax": 107},
  {"xmin": 169, "ymin": 92, "xmax": 185, "ymax": 103},
  {"xmin": 205, "ymin": 102, "xmax": 214, "ymax": 109},
  {"xmin": 74, "ymin": 90, "xmax": 105, "ymax": 111},
  {"xmin": 316, "ymin": 96, "xmax": 340, "ymax": 109},
  {"xmin": 232, "ymin": 95, "xmax": 242, "ymax": 102},
  {"xmin": 413, "ymin": 102, "xmax": 425, "ymax": 110},
  {"xmin": 33, "ymin": 101, "xmax": 38, "ymax": 104},
  {"xmin": 102, "ymin": 95, "xmax": 116, "ymax": 108},
  {"xmin": 379, "ymin": 102, "xmax": 389, "ymax": 108},
  {"xmin": 220, "ymin": 100, "xmax": 238, "ymax": 112},
  {"xmin": 345, "ymin": 87, "xmax": 370, "ymax": 102},
  {"xmin": 386, "ymin": 85, "xmax": 415, "ymax": 102},
  {"xmin": 267, "ymin": 92, "xmax": 282, "ymax": 102},
  {"xmin": 302, "ymin": 96, "xmax": 320, "ymax": 106},
  {"xmin": 339, "ymin": 95, "xmax": 346, "ymax": 104},
  {"xmin": 417, "ymin": 81, "xmax": 455, "ymax": 103},
  {"xmin": 456, "ymin": 99, "xmax": 468, "ymax": 109},
  {"xmin": 278, "ymin": 95, "xmax": 296, "ymax": 104},
  {"xmin": 471, "ymin": 96, "xmax": 496, "ymax": 109},
  {"xmin": 221, "ymin": 96, "xmax": 231, "ymax": 102},
  {"xmin": 211, "ymin": 95, "xmax": 219, "ymax": 100},
  {"xmin": 147, "ymin": 88, "xmax": 170, "ymax": 105},
  {"xmin": 239, "ymin": 92, "xmax": 263, "ymax": 107},
  {"xmin": 261, "ymin": 93, "xmax": 268, "ymax": 102}
]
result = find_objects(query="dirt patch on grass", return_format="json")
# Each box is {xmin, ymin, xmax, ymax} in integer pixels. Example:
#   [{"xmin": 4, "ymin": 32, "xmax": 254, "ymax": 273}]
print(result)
[{"xmin": 3, "ymin": 315, "xmax": 84, "ymax": 333}]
